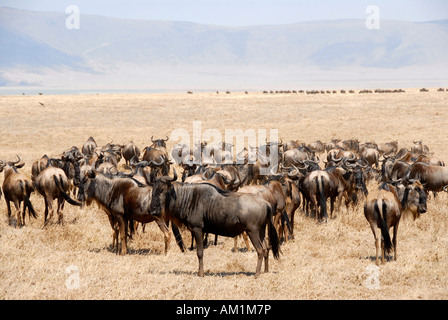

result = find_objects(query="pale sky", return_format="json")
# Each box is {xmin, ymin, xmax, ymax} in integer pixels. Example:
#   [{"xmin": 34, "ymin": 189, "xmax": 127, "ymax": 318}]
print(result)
[{"xmin": 1, "ymin": 0, "xmax": 447, "ymax": 26}]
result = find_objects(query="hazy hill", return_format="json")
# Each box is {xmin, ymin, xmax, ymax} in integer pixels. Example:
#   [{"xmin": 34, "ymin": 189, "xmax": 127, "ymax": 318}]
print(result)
[{"xmin": 0, "ymin": 6, "xmax": 447, "ymax": 91}]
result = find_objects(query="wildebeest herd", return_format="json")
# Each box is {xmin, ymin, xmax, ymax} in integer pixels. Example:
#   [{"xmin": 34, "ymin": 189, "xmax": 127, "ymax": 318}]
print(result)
[{"xmin": 1, "ymin": 136, "xmax": 447, "ymax": 277}]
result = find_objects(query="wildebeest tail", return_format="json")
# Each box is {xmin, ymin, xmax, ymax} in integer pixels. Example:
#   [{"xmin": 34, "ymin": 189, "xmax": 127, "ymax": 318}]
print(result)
[
  {"xmin": 53, "ymin": 175, "xmax": 82, "ymax": 206},
  {"xmin": 316, "ymin": 176, "xmax": 327, "ymax": 221},
  {"xmin": 375, "ymin": 199, "xmax": 393, "ymax": 254},
  {"xmin": 267, "ymin": 205, "xmax": 280, "ymax": 260},
  {"xmin": 171, "ymin": 222, "xmax": 186, "ymax": 253},
  {"xmin": 20, "ymin": 180, "xmax": 37, "ymax": 219}
]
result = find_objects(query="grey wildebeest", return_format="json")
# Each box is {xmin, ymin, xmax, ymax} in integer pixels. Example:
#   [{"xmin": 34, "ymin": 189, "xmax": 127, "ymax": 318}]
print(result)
[
  {"xmin": 149, "ymin": 171, "xmax": 280, "ymax": 278},
  {"xmin": 364, "ymin": 181, "xmax": 427, "ymax": 265},
  {"xmin": 77, "ymin": 169, "xmax": 184, "ymax": 255},
  {"xmin": 34, "ymin": 160, "xmax": 81, "ymax": 226},
  {"xmin": 0, "ymin": 156, "xmax": 37, "ymax": 227}
]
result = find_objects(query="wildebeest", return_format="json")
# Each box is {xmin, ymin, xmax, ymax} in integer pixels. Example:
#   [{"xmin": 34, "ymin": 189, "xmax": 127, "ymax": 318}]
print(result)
[
  {"xmin": 34, "ymin": 161, "xmax": 81, "ymax": 226},
  {"xmin": 149, "ymin": 171, "xmax": 280, "ymax": 278},
  {"xmin": 364, "ymin": 181, "xmax": 427, "ymax": 265},
  {"xmin": 122, "ymin": 141, "xmax": 141, "ymax": 168},
  {"xmin": 0, "ymin": 156, "xmax": 37, "ymax": 227},
  {"xmin": 82, "ymin": 137, "xmax": 97, "ymax": 158},
  {"xmin": 77, "ymin": 169, "xmax": 184, "ymax": 255},
  {"xmin": 404, "ymin": 162, "xmax": 448, "ymax": 194},
  {"xmin": 411, "ymin": 140, "xmax": 430, "ymax": 155}
]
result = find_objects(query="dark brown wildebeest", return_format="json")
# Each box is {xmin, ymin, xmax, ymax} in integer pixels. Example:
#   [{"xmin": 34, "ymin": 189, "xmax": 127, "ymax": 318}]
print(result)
[
  {"xmin": 404, "ymin": 162, "xmax": 448, "ymax": 194},
  {"xmin": 149, "ymin": 171, "xmax": 280, "ymax": 278},
  {"xmin": 122, "ymin": 141, "xmax": 141, "ymax": 168},
  {"xmin": 364, "ymin": 181, "xmax": 427, "ymax": 265},
  {"xmin": 82, "ymin": 137, "xmax": 97, "ymax": 158},
  {"xmin": 300, "ymin": 168, "xmax": 346, "ymax": 222},
  {"xmin": 77, "ymin": 170, "xmax": 184, "ymax": 255},
  {"xmin": 34, "ymin": 162, "xmax": 81, "ymax": 226},
  {"xmin": 0, "ymin": 156, "xmax": 37, "ymax": 227}
]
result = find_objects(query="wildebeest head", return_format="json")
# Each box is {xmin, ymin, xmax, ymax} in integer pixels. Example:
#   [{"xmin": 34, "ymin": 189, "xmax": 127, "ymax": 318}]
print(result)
[
  {"xmin": 401, "ymin": 180, "xmax": 427, "ymax": 219},
  {"xmin": 77, "ymin": 169, "xmax": 97, "ymax": 206},
  {"xmin": 149, "ymin": 170, "xmax": 177, "ymax": 216},
  {"xmin": 150, "ymin": 135, "xmax": 169, "ymax": 148},
  {"xmin": 0, "ymin": 155, "xmax": 25, "ymax": 175}
]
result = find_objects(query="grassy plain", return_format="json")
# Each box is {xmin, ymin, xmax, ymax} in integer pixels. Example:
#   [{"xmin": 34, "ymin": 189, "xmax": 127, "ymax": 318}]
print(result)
[{"xmin": 0, "ymin": 89, "xmax": 447, "ymax": 300}]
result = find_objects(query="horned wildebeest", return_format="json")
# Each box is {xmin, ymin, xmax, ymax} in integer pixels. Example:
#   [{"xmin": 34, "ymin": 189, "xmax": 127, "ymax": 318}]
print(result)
[
  {"xmin": 34, "ymin": 160, "xmax": 82, "ymax": 226},
  {"xmin": 82, "ymin": 137, "xmax": 97, "ymax": 158},
  {"xmin": 149, "ymin": 171, "xmax": 280, "ymax": 278},
  {"xmin": 129, "ymin": 155, "xmax": 152, "ymax": 185},
  {"xmin": 364, "ymin": 180, "xmax": 427, "ymax": 265},
  {"xmin": 359, "ymin": 146, "xmax": 380, "ymax": 169},
  {"xmin": 142, "ymin": 147, "xmax": 170, "ymax": 177},
  {"xmin": 31, "ymin": 154, "xmax": 49, "ymax": 181},
  {"xmin": 411, "ymin": 140, "xmax": 430, "ymax": 155},
  {"xmin": 342, "ymin": 159, "xmax": 369, "ymax": 206},
  {"xmin": 414, "ymin": 155, "xmax": 445, "ymax": 167},
  {"xmin": 404, "ymin": 162, "xmax": 448, "ymax": 195},
  {"xmin": 77, "ymin": 169, "xmax": 184, "ymax": 255},
  {"xmin": 122, "ymin": 141, "xmax": 141, "ymax": 168},
  {"xmin": 378, "ymin": 140, "xmax": 398, "ymax": 156},
  {"xmin": 0, "ymin": 156, "xmax": 37, "ymax": 227},
  {"xmin": 238, "ymin": 178, "xmax": 289, "ymax": 246},
  {"xmin": 300, "ymin": 167, "xmax": 347, "ymax": 222},
  {"xmin": 282, "ymin": 147, "xmax": 312, "ymax": 167}
]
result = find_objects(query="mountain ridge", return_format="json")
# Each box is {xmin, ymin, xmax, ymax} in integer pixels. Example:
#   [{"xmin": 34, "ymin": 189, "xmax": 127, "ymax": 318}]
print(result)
[{"xmin": 1, "ymin": 6, "xmax": 447, "ymax": 91}]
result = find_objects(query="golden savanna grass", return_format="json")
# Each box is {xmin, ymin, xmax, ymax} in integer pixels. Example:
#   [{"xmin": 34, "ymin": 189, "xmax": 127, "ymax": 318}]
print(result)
[{"xmin": 0, "ymin": 89, "xmax": 448, "ymax": 300}]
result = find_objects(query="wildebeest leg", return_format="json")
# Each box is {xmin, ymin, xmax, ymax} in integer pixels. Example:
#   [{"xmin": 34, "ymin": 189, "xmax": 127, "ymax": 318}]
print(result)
[
  {"xmin": 369, "ymin": 223, "xmax": 381, "ymax": 266},
  {"xmin": 116, "ymin": 215, "xmax": 128, "ymax": 255},
  {"xmin": 242, "ymin": 232, "xmax": 251, "ymax": 251},
  {"xmin": 13, "ymin": 199, "xmax": 22, "ymax": 227},
  {"xmin": 46, "ymin": 194, "xmax": 55, "ymax": 223},
  {"xmin": 154, "ymin": 218, "xmax": 171, "ymax": 255},
  {"xmin": 43, "ymin": 197, "xmax": 49, "ymax": 227},
  {"xmin": 107, "ymin": 214, "xmax": 118, "ymax": 253},
  {"xmin": 57, "ymin": 198, "xmax": 64, "ymax": 225},
  {"xmin": 330, "ymin": 197, "xmax": 335, "ymax": 219},
  {"xmin": 5, "ymin": 199, "xmax": 12, "ymax": 224},
  {"xmin": 246, "ymin": 229, "xmax": 264, "ymax": 279},
  {"xmin": 392, "ymin": 223, "xmax": 399, "ymax": 261},
  {"xmin": 192, "ymin": 228, "xmax": 204, "ymax": 277}
]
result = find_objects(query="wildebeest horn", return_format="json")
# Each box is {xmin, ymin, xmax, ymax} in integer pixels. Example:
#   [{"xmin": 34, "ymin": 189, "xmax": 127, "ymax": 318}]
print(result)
[
  {"xmin": 163, "ymin": 135, "xmax": 169, "ymax": 141},
  {"xmin": 12, "ymin": 154, "xmax": 21, "ymax": 165},
  {"xmin": 160, "ymin": 169, "xmax": 177, "ymax": 183},
  {"xmin": 150, "ymin": 155, "xmax": 164, "ymax": 166},
  {"xmin": 358, "ymin": 159, "xmax": 369, "ymax": 168},
  {"xmin": 330, "ymin": 153, "xmax": 342, "ymax": 162},
  {"xmin": 151, "ymin": 136, "xmax": 155, "ymax": 142}
]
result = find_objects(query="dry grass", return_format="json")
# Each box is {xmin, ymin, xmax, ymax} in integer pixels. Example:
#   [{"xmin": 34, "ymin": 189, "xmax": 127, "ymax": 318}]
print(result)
[{"xmin": 1, "ymin": 89, "xmax": 448, "ymax": 300}]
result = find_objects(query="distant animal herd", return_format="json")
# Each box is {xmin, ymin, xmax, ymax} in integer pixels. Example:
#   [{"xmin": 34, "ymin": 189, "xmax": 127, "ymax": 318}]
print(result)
[
  {"xmin": 1, "ymin": 134, "xmax": 447, "ymax": 277},
  {"xmin": 185, "ymin": 88, "xmax": 447, "ymax": 94}
]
